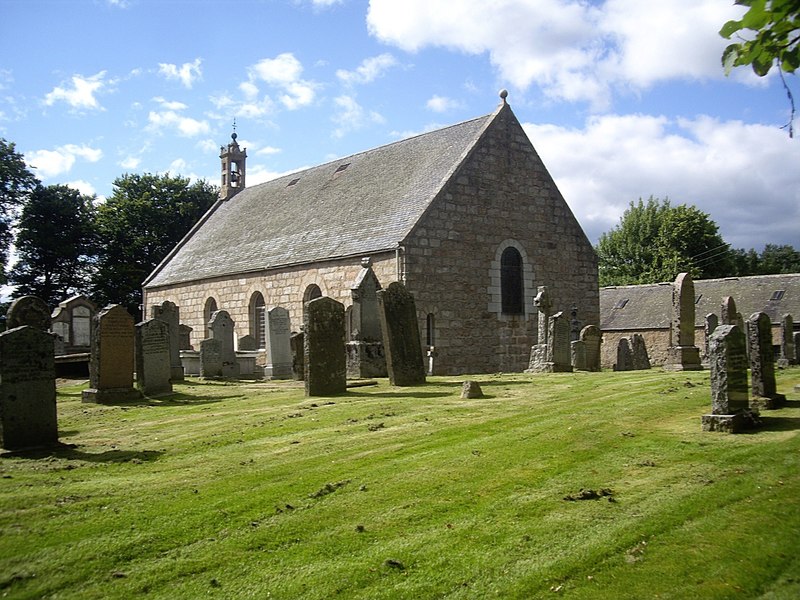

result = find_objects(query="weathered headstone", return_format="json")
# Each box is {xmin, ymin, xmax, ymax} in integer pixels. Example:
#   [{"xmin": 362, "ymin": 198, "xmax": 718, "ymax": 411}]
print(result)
[
  {"xmin": 631, "ymin": 334, "xmax": 651, "ymax": 370},
  {"xmin": 7, "ymin": 295, "xmax": 51, "ymax": 331},
  {"xmin": 290, "ymin": 331, "xmax": 305, "ymax": 381},
  {"xmin": 265, "ymin": 306, "xmax": 293, "ymax": 379},
  {"xmin": 571, "ymin": 340, "xmax": 587, "ymax": 371},
  {"xmin": 461, "ymin": 380, "xmax": 484, "ymax": 399},
  {"xmin": 208, "ymin": 310, "xmax": 239, "ymax": 378},
  {"xmin": 794, "ymin": 332, "xmax": 800, "ymax": 365},
  {"xmin": 0, "ymin": 326, "xmax": 58, "ymax": 450},
  {"xmin": 150, "ymin": 300, "xmax": 183, "ymax": 381},
  {"xmin": 580, "ymin": 325, "xmax": 602, "ymax": 372},
  {"xmin": 534, "ymin": 286, "xmax": 553, "ymax": 345},
  {"xmin": 703, "ymin": 313, "xmax": 719, "ymax": 366},
  {"xmin": 547, "ymin": 311, "xmax": 573, "ymax": 372},
  {"xmin": 376, "ymin": 282, "xmax": 426, "ymax": 386},
  {"xmin": 778, "ymin": 314, "xmax": 795, "ymax": 367},
  {"xmin": 347, "ymin": 259, "xmax": 387, "ymax": 378},
  {"xmin": 238, "ymin": 334, "xmax": 258, "ymax": 351},
  {"xmin": 82, "ymin": 305, "xmax": 141, "ymax": 403},
  {"xmin": 135, "ymin": 319, "xmax": 172, "ymax": 397},
  {"xmin": 569, "ymin": 306, "xmax": 581, "ymax": 342},
  {"xmin": 747, "ymin": 312, "xmax": 786, "ymax": 409},
  {"xmin": 304, "ymin": 296, "xmax": 347, "ymax": 396},
  {"xmin": 199, "ymin": 338, "xmax": 223, "ymax": 378},
  {"xmin": 701, "ymin": 324, "xmax": 758, "ymax": 433},
  {"xmin": 613, "ymin": 337, "xmax": 633, "ymax": 371},
  {"xmin": 720, "ymin": 296, "xmax": 738, "ymax": 326},
  {"xmin": 664, "ymin": 272, "xmax": 702, "ymax": 371},
  {"xmin": 178, "ymin": 324, "xmax": 193, "ymax": 350}
]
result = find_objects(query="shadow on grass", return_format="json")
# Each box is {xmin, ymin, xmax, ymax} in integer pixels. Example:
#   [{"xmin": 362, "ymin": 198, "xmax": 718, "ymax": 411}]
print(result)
[
  {"xmin": 759, "ymin": 414, "xmax": 800, "ymax": 432},
  {"xmin": 344, "ymin": 390, "xmax": 453, "ymax": 399},
  {"xmin": 1, "ymin": 443, "xmax": 164, "ymax": 464},
  {"xmin": 94, "ymin": 392, "xmax": 235, "ymax": 408}
]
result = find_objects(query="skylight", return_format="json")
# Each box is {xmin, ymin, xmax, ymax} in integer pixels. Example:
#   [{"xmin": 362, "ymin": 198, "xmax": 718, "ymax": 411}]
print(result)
[
  {"xmin": 287, "ymin": 178, "xmax": 300, "ymax": 187},
  {"xmin": 770, "ymin": 290, "xmax": 785, "ymax": 301},
  {"xmin": 613, "ymin": 299, "xmax": 628, "ymax": 309}
]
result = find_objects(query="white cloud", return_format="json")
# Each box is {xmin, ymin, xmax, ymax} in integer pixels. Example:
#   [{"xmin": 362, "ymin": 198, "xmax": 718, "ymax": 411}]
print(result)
[
  {"xmin": 426, "ymin": 95, "xmax": 463, "ymax": 113},
  {"xmin": 147, "ymin": 98, "xmax": 210, "ymax": 137},
  {"xmin": 256, "ymin": 146, "xmax": 281, "ymax": 156},
  {"xmin": 332, "ymin": 95, "xmax": 385, "ymax": 138},
  {"xmin": 248, "ymin": 53, "xmax": 317, "ymax": 110},
  {"xmin": 309, "ymin": 0, "xmax": 342, "ymax": 6},
  {"xmin": 44, "ymin": 71, "xmax": 106, "ymax": 111},
  {"xmin": 153, "ymin": 97, "xmax": 188, "ymax": 111},
  {"xmin": 120, "ymin": 156, "xmax": 141, "ymax": 169},
  {"xmin": 65, "ymin": 180, "xmax": 96, "ymax": 196},
  {"xmin": 367, "ymin": 0, "xmax": 747, "ymax": 109},
  {"xmin": 26, "ymin": 144, "xmax": 103, "ymax": 179},
  {"xmin": 522, "ymin": 114, "xmax": 800, "ymax": 250},
  {"xmin": 246, "ymin": 164, "xmax": 309, "ymax": 187},
  {"xmin": 158, "ymin": 58, "xmax": 203, "ymax": 89},
  {"xmin": 337, "ymin": 53, "xmax": 398, "ymax": 85}
]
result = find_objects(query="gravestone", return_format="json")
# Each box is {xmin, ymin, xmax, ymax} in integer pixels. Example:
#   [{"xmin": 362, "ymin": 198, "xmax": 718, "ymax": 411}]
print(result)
[
  {"xmin": 534, "ymin": 286, "xmax": 552, "ymax": 345},
  {"xmin": 701, "ymin": 324, "xmax": 758, "ymax": 433},
  {"xmin": 720, "ymin": 296, "xmax": 738, "ymax": 325},
  {"xmin": 778, "ymin": 314, "xmax": 795, "ymax": 367},
  {"xmin": 664, "ymin": 273, "xmax": 702, "ymax": 371},
  {"xmin": 7, "ymin": 295, "xmax": 51, "ymax": 331},
  {"xmin": 580, "ymin": 325, "xmax": 602, "ymax": 372},
  {"xmin": 547, "ymin": 312, "xmax": 573, "ymax": 372},
  {"xmin": 238, "ymin": 334, "xmax": 258, "ymax": 351},
  {"xmin": 0, "ymin": 326, "xmax": 58, "ymax": 450},
  {"xmin": 376, "ymin": 282, "xmax": 426, "ymax": 386},
  {"xmin": 178, "ymin": 324, "xmax": 193, "ymax": 350},
  {"xmin": 135, "ymin": 319, "xmax": 172, "ymax": 397},
  {"xmin": 569, "ymin": 306, "xmax": 581, "ymax": 342},
  {"xmin": 461, "ymin": 380, "xmax": 484, "ymax": 399},
  {"xmin": 208, "ymin": 310, "xmax": 239, "ymax": 378},
  {"xmin": 347, "ymin": 259, "xmax": 387, "ymax": 378},
  {"xmin": 151, "ymin": 300, "xmax": 183, "ymax": 381},
  {"xmin": 703, "ymin": 313, "xmax": 719, "ymax": 366},
  {"xmin": 631, "ymin": 334, "xmax": 651, "ymax": 370},
  {"xmin": 571, "ymin": 340, "xmax": 587, "ymax": 371},
  {"xmin": 613, "ymin": 338, "xmax": 633, "ymax": 371},
  {"xmin": 304, "ymin": 296, "xmax": 347, "ymax": 396},
  {"xmin": 265, "ymin": 306, "xmax": 293, "ymax": 379},
  {"xmin": 199, "ymin": 338, "xmax": 223, "ymax": 378},
  {"xmin": 794, "ymin": 332, "xmax": 800, "ymax": 365},
  {"xmin": 747, "ymin": 312, "xmax": 786, "ymax": 409},
  {"xmin": 82, "ymin": 305, "xmax": 141, "ymax": 403},
  {"xmin": 290, "ymin": 331, "xmax": 305, "ymax": 381}
]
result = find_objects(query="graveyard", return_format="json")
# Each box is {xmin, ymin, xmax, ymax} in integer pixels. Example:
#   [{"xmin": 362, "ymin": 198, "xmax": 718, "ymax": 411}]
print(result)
[{"xmin": 1, "ymin": 367, "xmax": 799, "ymax": 599}]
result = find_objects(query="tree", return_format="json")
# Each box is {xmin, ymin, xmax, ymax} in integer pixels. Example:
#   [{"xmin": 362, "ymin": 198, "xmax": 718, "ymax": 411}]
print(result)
[
  {"xmin": 92, "ymin": 173, "xmax": 218, "ymax": 318},
  {"xmin": 596, "ymin": 197, "xmax": 733, "ymax": 286},
  {"xmin": 731, "ymin": 243, "xmax": 800, "ymax": 274},
  {"xmin": 8, "ymin": 184, "xmax": 97, "ymax": 306},
  {"xmin": 0, "ymin": 138, "xmax": 38, "ymax": 282},
  {"xmin": 720, "ymin": 0, "xmax": 800, "ymax": 136}
]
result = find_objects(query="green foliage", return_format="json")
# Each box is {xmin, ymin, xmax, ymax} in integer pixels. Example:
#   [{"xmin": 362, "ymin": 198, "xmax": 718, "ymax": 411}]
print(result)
[
  {"xmin": 596, "ymin": 197, "xmax": 733, "ymax": 286},
  {"xmin": 92, "ymin": 173, "xmax": 217, "ymax": 317},
  {"xmin": 0, "ymin": 138, "xmax": 39, "ymax": 283},
  {"xmin": 8, "ymin": 184, "xmax": 97, "ymax": 307},
  {"xmin": 732, "ymin": 243, "xmax": 800, "ymax": 274}
]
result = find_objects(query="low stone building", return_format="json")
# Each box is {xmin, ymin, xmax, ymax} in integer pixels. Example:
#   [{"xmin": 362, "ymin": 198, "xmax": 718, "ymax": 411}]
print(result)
[
  {"xmin": 599, "ymin": 273, "xmax": 800, "ymax": 368},
  {"xmin": 143, "ymin": 95, "xmax": 598, "ymax": 375}
]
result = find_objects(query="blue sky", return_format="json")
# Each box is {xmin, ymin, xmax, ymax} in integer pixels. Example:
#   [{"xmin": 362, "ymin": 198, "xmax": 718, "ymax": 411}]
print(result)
[{"xmin": 1, "ymin": 0, "xmax": 798, "ymax": 252}]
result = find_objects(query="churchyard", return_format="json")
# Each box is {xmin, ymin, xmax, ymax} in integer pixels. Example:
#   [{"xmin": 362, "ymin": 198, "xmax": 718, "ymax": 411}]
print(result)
[{"xmin": 2, "ymin": 367, "xmax": 799, "ymax": 599}]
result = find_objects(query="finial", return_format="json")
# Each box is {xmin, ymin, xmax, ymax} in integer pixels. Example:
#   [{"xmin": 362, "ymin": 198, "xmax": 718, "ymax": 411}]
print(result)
[
  {"xmin": 231, "ymin": 118, "xmax": 238, "ymax": 141},
  {"xmin": 499, "ymin": 89, "xmax": 508, "ymax": 104},
  {"xmin": 361, "ymin": 256, "xmax": 372, "ymax": 268}
]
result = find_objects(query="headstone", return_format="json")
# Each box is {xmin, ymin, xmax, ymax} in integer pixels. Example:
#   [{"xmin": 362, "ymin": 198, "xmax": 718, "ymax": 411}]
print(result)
[
  {"xmin": 265, "ymin": 306, "xmax": 293, "ymax": 379},
  {"xmin": 664, "ymin": 273, "xmax": 702, "ymax": 371},
  {"xmin": 701, "ymin": 324, "xmax": 758, "ymax": 433},
  {"xmin": 82, "ymin": 305, "xmax": 141, "ymax": 403},
  {"xmin": 178, "ymin": 324, "xmax": 193, "ymax": 350},
  {"xmin": 720, "ymin": 296, "xmax": 738, "ymax": 325},
  {"xmin": 290, "ymin": 331, "xmax": 304, "ymax": 381},
  {"xmin": 569, "ymin": 306, "xmax": 581, "ymax": 342},
  {"xmin": 580, "ymin": 325, "xmax": 602, "ymax": 372},
  {"xmin": 304, "ymin": 296, "xmax": 347, "ymax": 396},
  {"xmin": 150, "ymin": 300, "xmax": 183, "ymax": 381},
  {"xmin": 613, "ymin": 338, "xmax": 633, "ymax": 371},
  {"xmin": 238, "ymin": 334, "xmax": 258, "ymax": 351},
  {"xmin": 7, "ymin": 295, "xmax": 51, "ymax": 331},
  {"xmin": 794, "ymin": 332, "xmax": 800, "ymax": 365},
  {"xmin": 377, "ymin": 282, "xmax": 426, "ymax": 386},
  {"xmin": 747, "ymin": 312, "xmax": 786, "ymax": 409},
  {"xmin": 347, "ymin": 259, "xmax": 387, "ymax": 378},
  {"xmin": 208, "ymin": 310, "xmax": 239, "ymax": 378},
  {"xmin": 547, "ymin": 312, "xmax": 573, "ymax": 372},
  {"xmin": 135, "ymin": 319, "xmax": 172, "ymax": 397},
  {"xmin": 571, "ymin": 340, "xmax": 587, "ymax": 371},
  {"xmin": 703, "ymin": 313, "xmax": 719, "ymax": 365},
  {"xmin": 778, "ymin": 314, "xmax": 795, "ymax": 367},
  {"xmin": 461, "ymin": 380, "xmax": 484, "ymax": 399},
  {"xmin": 631, "ymin": 334, "xmax": 651, "ymax": 370},
  {"xmin": 0, "ymin": 326, "xmax": 58, "ymax": 450},
  {"xmin": 534, "ymin": 286, "xmax": 552, "ymax": 345},
  {"xmin": 199, "ymin": 338, "xmax": 223, "ymax": 378}
]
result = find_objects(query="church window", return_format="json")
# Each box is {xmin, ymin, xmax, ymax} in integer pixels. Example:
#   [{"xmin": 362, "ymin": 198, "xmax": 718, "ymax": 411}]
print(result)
[
  {"xmin": 250, "ymin": 292, "xmax": 266, "ymax": 349},
  {"xmin": 500, "ymin": 247, "xmax": 524, "ymax": 315},
  {"xmin": 204, "ymin": 297, "xmax": 217, "ymax": 338}
]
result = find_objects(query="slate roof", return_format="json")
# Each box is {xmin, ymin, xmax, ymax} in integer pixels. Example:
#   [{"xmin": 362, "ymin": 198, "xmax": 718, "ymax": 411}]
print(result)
[
  {"xmin": 144, "ymin": 108, "xmax": 501, "ymax": 288},
  {"xmin": 600, "ymin": 273, "xmax": 800, "ymax": 330}
]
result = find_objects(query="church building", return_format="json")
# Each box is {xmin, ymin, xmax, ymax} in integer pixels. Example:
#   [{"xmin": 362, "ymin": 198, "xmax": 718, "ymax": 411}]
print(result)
[{"xmin": 142, "ymin": 94, "xmax": 598, "ymax": 375}]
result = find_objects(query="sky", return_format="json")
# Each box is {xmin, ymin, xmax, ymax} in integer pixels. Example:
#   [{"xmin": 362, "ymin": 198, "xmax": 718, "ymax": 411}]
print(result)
[{"xmin": 1, "ymin": 0, "xmax": 799, "ymax": 253}]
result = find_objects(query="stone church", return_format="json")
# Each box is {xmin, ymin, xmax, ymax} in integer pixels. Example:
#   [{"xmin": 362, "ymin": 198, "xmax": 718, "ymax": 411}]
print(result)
[{"xmin": 142, "ymin": 94, "xmax": 598, "ymax": 375}]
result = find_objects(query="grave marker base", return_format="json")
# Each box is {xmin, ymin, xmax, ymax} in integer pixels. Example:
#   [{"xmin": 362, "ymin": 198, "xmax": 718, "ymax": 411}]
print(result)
[
  {"xmin": 701, "ymin": 410, "xmax": 760, "ymax": 433},
  {"xmin": 82, "ymin": 388, "xmax": 142, "ymax": 404}
]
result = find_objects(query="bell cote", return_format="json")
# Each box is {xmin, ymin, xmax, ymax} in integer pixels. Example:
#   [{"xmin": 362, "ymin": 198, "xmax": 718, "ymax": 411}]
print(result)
[{"xmin": 219, "ymin": 127, "xmax": 246, "ymax": 200}]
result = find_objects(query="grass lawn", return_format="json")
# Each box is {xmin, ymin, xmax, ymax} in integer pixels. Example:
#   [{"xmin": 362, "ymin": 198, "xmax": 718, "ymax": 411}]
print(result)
[{"xmin": 2, "ymin": 367, "xmax": 800, "ymax": 599}]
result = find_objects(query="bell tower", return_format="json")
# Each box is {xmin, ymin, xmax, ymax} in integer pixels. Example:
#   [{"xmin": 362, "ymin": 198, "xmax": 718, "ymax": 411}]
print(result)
[{"xmin": 219, "ymin": 121, "xmax": 246, "ymax": 200}]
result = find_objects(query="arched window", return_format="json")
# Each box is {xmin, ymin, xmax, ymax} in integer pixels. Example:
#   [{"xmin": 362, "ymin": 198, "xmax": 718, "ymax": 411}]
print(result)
[
  {"xmin": 204, "ymin": 297, "xmax": 217, "ymax": 338},
  {"xmin": 249, "ymin": 292, "xmax": 266, "ymax": 349},
  {"xmin": 501, "ymin": 247, "xmax": 524, "ymax": 315},
  {"xmin": 303, "ymin": 284, "xmax": 322, "ymax": 303}
]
